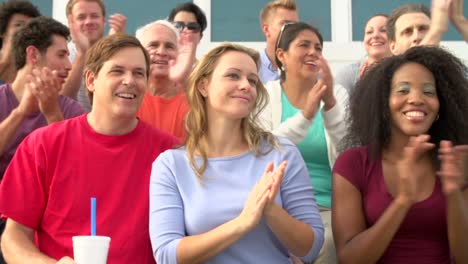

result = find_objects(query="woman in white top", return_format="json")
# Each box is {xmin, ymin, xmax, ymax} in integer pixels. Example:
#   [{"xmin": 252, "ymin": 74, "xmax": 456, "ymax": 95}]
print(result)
[{"xmin": 260, "ymin": 22, "xmax": 348, "ymax": 264}]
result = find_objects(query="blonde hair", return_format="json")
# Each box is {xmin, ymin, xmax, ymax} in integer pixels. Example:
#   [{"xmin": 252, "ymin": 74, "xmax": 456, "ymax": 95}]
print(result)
[
  {"xmin": 260, "ymin": 0, "xmax": 297, "ymax": 24},
  {"xmin": 185, "ymin": 42, "xmax": 278, "ymax": 181},
  {"xmin": 66, "ymin": 0, "xmax": 105, "ymax": 17}
]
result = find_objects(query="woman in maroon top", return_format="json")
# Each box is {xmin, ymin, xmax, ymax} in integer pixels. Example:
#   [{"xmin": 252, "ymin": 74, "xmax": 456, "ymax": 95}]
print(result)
[{"xmin": 332, "ymin": 46, "xmax": 468, "ymax": 264}]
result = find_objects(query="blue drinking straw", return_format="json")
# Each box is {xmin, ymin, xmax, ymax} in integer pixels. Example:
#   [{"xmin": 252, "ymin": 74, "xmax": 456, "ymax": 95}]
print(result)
[{"xmin": 91, "ymin": 197, "xmax": 96, "ymax": 236}]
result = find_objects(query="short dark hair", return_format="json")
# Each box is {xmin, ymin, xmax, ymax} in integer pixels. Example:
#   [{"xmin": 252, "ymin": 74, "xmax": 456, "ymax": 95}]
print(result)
[
  {"xmin": 0, "ymin": 0, "xmax": 41, "ymax": 48},
  {"xmin": 343, "ymin": 46, "xmax": 468, "ymax": 164},
  {"xmin": 12, "ymin": 16, "xmax": 69, "ymax": 70},
  {"xmin": 85, "ymin": 33, "xmax": 150, "ymax": 103},
  {"xmin": 275, "ymin": 22, "xmax": 323, "ymax": 81},
  {"xmin": 168, "ymin": 2, "xmax": 207, "ymax": 33},
  {"xmin": 387, "ymin": 4, "xmax": 430, "ymax": 41}
]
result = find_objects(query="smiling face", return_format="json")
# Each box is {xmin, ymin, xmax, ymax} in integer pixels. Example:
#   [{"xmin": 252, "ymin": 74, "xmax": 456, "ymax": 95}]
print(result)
[
  {"xmin": 86, "ymin": 46, "xmax": 148, "ymax": 120},
  {"xmin": 277, "ymin": 29, "xmax": 322, "ymax": 81},
  {"xmin": 173, "ymin": 11, "xmax": 202, "ymax": 43},
  {"xmin": 389, "ymin": 62, "xmax": 439, "ymax": 139},
  {"xmin": 199, "ymin": 50, "xmax": 259, "ymax": 122},
  {"xmin": 364, "ymin": 15, "xmax": 390, "ymax": 60},
  {"xmin": 69, "ymin": 0, "xmax": 105, "ymax": 44},
  {"xmin": 36, "ymin": 34, "xmax": 72, "ymax": 84},
  {"xmin": 139, "ymin": 24, "xmax": 178, "ymax": 79}
]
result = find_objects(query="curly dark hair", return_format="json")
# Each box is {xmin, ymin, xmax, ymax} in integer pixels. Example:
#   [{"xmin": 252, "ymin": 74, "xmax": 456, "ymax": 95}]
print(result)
[
  {"xmin": 12, "ymin": 16, "xmax": 69, "ymax": 70},
  {"xmin": 342, "ymin": 46, "xmax": 468, "ymax": 162},
  {"xmin": 168, "ymin": 2, "xmax": 207, "ymax": 34},
  {"xmin": 0, "ymin": 0, "xmax": 41, "ymax": 48}
]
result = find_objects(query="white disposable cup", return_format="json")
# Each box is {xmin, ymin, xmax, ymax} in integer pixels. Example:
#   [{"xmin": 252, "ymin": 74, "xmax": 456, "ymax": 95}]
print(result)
[{"xmin": 72, "ymin": 236, "xmax": 111, "ymax": 264}]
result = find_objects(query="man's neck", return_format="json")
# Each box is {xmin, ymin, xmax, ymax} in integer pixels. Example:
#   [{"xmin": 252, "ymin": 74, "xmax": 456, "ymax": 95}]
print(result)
[
  {"xmin": 86, "ymin": 111, "xmax": 139, "ymax": 136},
  {"xmin": 265, "ymin": 44, "xmax": 278, "ymax": 69},
  {"xmin": 148, "ymin": 77, "xmax": 180, "ymax": 98}
]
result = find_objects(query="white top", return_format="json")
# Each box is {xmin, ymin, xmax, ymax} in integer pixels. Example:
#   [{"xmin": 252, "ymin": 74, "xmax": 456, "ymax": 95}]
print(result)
[{"xmin": 259, "ymin": 80, "xmax": 349, "ymax": 167}]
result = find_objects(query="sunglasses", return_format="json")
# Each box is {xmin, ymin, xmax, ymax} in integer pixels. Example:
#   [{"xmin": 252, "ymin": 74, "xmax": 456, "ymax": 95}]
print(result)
[
  {"xmin": 275, "ymin": 22, "xmax": 296, "ymax": 51},
  {"xmin": 173, "ymin": 21, "xmax": 201, "ymax": 33}
]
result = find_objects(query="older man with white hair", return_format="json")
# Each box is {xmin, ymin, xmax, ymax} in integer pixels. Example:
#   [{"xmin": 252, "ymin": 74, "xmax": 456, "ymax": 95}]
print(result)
[{"xmin": 136, "ymin": 20, "xmax": 196, "ymax": 140}]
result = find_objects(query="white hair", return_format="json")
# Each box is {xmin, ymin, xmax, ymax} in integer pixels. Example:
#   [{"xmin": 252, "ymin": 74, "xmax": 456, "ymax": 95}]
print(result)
[{"xmin": 135, "ymin": 19, "xmax": 180, "ymax": 42}]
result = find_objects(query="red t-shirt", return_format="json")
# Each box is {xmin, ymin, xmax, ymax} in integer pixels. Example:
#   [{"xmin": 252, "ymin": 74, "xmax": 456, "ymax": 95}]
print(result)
[
  {"xmin": 137, "ymin": 91, "xmax": 189, "ymax": 141},
  {"xmin": 0, "ymin": 115, "xmax": 178, "ymax": 263},
  {"xmin": 333, "ymin": 147, "xmax": 450, "ymax": 264}
]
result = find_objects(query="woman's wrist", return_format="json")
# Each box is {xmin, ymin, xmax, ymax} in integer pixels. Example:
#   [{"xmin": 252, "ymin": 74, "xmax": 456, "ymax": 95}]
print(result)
[{"xmin": 322, "ymin": 97, "xmax": 336, "ymax": 111}]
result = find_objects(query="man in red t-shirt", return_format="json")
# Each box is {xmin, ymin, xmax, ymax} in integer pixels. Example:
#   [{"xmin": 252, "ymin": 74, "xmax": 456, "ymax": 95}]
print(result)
[{"xmin": 0, "ymin": 33, "xmax": 178, "ymax": 264}]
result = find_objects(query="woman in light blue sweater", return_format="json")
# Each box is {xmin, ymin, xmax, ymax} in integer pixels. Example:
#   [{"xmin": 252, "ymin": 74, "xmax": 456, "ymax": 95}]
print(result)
[{"xmin": 149, "ymin": 43, "xmax": 324, "ymax": 264}]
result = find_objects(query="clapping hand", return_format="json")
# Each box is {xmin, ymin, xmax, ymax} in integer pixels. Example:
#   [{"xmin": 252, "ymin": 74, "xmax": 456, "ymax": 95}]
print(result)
[
  {"xmin": 238, "ymin": 161, "xmax": 287, "ymax": 231},
  {"xmin": 438, "ymin": 141, "xmax": 468, "ymax": 195},
  {"xmin": 68, "ymin": 15, "xmax": 90, "ymax": 53},
  {"xmin": 302, "ymin": 79, "xmax": 327, "ymax": 120},
  {"xmin": 316, "ymin": 56, "xmax": 336, "ymax": 111},
  {"xmin": 26, "ymin": 67, "xmax": 63, "ymax": 122},
  {"xmin": 397, "ymin": 135, "xmax": 435, "ymax": 204},
  {"xmin": 108, "ymin": 13, "xmax": 127, "ymax": 35}
]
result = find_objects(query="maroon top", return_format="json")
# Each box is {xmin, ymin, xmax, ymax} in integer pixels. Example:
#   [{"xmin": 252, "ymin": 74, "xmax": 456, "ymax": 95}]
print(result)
[{"xmin": 333, "ymin": 146, "xmax": 450, "ymax": 264}]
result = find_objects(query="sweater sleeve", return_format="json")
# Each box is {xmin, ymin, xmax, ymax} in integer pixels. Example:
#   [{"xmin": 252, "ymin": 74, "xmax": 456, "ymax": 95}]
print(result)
[
  {"xmin": 280, "ymin": 142, "xmax": 325, "ymax": 262},
  {"xmin": 322, "ymin": 83, "xmax": 349, "ymax": 167},
  {"xmin": 260, "ymin": 80, "xmax": 314, "ymax": 144},
  {"xmin": 149, "ymin": 150, "xmax": 184, "ymax": 264}
]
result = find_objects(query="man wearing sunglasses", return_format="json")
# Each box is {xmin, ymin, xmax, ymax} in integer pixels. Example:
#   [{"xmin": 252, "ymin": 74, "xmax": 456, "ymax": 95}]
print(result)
[
  {"xmin": 259, "ymin": 0, "xmax": 298, "ymax": 85},
  {"xmin": 168, "ymin": 2, "xmax": 207, "ymax": 49}
]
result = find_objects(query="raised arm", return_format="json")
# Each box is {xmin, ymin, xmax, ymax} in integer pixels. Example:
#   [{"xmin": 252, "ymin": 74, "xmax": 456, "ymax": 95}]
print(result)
[
  {"xmin": 28, "ymin": 68, "xmax": 65, "ymax": 124},
  {"xmin": 1, "ymin": 219, "xmax": 75, "ymax": 264},
  {"xmin": 0, "ymin": 83, "xmax": 37, "ymax": 155},
  {"xmin": 61, "ymin": 16, "xmax": 89, "ymax": 99},
  {"xmin": 108, "ymin": 13, "xmax": 127, "ymax": 36},
  {"xmin": 169, "ymin": 33, "xmax": 197, "ymax": 86},
  {"xmin": 421, "ymin": 0, "xmax": 452, "ymax": 46},
  {"xmin": 150, "ymin": 155, "xmax": 275, "ymax": 264},
  {"xmin": 0, "ymin": 34, "xmax": 17, "ymax": 84},
  {"xmin": 260, "ymin": 79, "xmax": 328, "ymax": 144},
  {"xmin": 450, "ymin": 0, "xmax": 468, "ymax": 41}
]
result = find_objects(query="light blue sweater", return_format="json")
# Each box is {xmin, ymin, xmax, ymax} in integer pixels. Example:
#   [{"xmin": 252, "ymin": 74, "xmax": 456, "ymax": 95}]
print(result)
[{"xmin": 149, "ymin": 137, "xmax": 324, "ymax": 264}]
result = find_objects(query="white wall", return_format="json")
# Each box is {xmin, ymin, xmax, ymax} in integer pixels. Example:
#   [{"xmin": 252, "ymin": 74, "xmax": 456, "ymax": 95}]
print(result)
[{"xmin": 53, "ymin": 0, "xmax": 468, "ymax": 75}]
